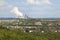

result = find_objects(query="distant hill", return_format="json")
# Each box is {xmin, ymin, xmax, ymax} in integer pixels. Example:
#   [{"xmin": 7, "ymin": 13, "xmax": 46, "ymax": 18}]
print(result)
[{"xmin": 0, "ymin": 18, "xmax": 60, "ymax": 20}]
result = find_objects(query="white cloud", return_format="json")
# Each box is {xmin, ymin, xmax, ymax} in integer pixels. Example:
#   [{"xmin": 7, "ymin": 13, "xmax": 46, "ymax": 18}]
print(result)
[
  {"xmin": 0, "ymin": 0, "xmax": 4, "ymax": 6},
  {"xmin": 0, "ymin": 0, "xmax": 13, "ymax": 9},
  {"xmin": 27, "ymin": 0, "xmax": 51, "ymax": 5}
]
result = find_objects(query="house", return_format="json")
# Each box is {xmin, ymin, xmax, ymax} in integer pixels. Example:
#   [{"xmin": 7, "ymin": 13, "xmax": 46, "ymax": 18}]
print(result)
[{"xmin": 35, "ymin": 22, "xmax": 42, "ymax": 25}]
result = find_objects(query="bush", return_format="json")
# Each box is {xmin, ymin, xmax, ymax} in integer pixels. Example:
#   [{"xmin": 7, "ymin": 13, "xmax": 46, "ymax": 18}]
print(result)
[{"xmin": 0, "ymin": 26, "xmax": 60, "ymax": 40}]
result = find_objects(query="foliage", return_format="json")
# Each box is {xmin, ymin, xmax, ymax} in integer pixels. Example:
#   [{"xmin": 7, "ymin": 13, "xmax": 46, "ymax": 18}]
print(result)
[{"xmin": 0, "ymin": 26, "xmax": 60, "ymax": 40}]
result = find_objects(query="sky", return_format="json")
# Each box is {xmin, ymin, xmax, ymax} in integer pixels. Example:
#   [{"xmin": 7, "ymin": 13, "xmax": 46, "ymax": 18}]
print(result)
[{"xmin": 0, "ymin": 0, "xmax": 60, "ymax": 18}]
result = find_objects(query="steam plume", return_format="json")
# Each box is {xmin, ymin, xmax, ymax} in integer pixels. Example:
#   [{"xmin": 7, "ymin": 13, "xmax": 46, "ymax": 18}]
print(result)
[{"xmin": 11, "ymin": 7, "xmax": 24, "ymax": 18}]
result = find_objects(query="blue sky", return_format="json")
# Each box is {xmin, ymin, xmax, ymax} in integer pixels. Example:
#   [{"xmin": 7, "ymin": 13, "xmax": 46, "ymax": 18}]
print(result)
[{"xmin": 0, "ymin": 0, "xmax": 60, "ymax": 18}]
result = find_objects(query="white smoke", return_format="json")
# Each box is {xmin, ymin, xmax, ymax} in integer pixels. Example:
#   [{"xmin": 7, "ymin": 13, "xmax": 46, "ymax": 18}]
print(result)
[{"xmin": 11, "ymin": 7, "xmax": 24, "ymax": 18}]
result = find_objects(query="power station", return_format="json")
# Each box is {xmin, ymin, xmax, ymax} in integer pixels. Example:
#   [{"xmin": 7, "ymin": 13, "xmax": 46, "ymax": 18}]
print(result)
[{"xmin": 11, "ymin": 6, "xmax": 30, "ymax": 19}]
